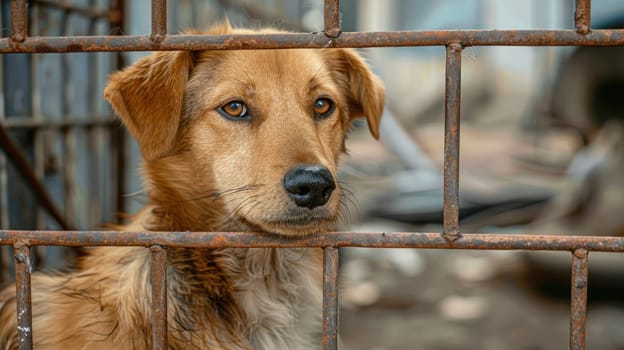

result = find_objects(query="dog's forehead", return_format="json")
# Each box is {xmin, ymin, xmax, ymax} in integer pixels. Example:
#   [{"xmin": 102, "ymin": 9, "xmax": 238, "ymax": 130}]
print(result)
[{"xmin": 202, "ymin": 49, "xmax": 332, "ymax": 87}]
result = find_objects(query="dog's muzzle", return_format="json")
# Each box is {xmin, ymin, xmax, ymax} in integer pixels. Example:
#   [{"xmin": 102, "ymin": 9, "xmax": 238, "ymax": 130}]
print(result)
[{"xmin": 283, "ymin": 165, "xmax": 336, "ymax": 209}]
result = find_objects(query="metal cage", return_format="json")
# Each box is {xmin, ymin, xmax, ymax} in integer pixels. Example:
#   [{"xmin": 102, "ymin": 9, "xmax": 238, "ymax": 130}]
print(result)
[{"xmin": 1, "ymin": 0, "xmax": 624, "ymax": 349}]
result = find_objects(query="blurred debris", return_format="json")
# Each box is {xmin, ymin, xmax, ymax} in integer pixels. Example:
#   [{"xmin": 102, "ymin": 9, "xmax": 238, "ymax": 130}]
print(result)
[
  {"xmin": 550, "ymin": 46, "xmax": 624, "ymax": 139},
  {"xmin": 530, "ymin": 120, "xmax": 624, "ymax": 235},
  {"xmin": 342, "ymin": 281, "xmax": 381, "ymax": 309},
  {"xmin": 438, "ymin": 295, "xmax": 487, "ymax": 321},
  {"xmin": 526, "ymin": 121, "xmax": 624, "ymax": 292},
  {"xmin": 451, "ymin": 255, "xmax": 497, "ymax": 282}
]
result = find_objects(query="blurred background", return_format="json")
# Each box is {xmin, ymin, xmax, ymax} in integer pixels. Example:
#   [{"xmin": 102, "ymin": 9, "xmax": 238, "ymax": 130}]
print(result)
[{"xmin": 1, "ymin": 0, "xmax": 624, "ymax": 349}]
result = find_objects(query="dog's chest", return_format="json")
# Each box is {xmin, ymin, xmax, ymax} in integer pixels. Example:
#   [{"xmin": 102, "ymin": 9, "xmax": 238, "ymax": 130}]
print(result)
[{"xmin": 228, "ymin": 248, "xmax": 322, "ymax": 350}]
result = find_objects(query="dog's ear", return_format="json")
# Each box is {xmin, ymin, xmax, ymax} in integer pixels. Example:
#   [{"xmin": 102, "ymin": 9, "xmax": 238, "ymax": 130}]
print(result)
[
  {"xmin": 104, "ymin": 51, "xmax": 194, "ymax": 160},
  {"xmin": 323, "ymin": 49, "xmax": 385, "ymax": 139}
]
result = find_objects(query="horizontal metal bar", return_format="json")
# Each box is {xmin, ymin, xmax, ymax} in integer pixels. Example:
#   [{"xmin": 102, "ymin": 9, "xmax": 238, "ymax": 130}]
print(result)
[
  {"xmin": 2, "ymin": 117, "xmax": 116, "ymax": 129},
  {"xmin": 322, "ymin": 247, "xmax": 339, "ymax": 350},
  {"xmin": 14, "ymin": 243, "xmax": 32, "ymax": 350},
  {"xmin": 570, "ymin": 249, "xmax": 589, "ymax": 350},
  {"xmin": 1, "ymin": 231, "xmax": 624, "ymax": 252},
  {"xmin": 0, "ymin": 29, "xmax": 623, "ymax": 53}
]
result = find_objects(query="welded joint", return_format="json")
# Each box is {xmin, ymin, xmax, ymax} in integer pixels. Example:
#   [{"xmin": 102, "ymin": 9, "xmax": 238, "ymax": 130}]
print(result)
[
  {"xmin": 447, "ymin": 42, "xmax": 463, "ymax": 52},
  {"xmin": 324, "ymin": 29, "xmax": 341, "ymax": 39},
  {"xmin": 13, "ymin": 242, "xmax": 30, "ymax": 264},
  {"xmin": 573, "ymin": 248, "xmax": 588, "ymax": 260},
  {"xmin": 150, "ymin": 34, "xmax": 166, "ymax": 44},
  {"xmin": 10, "ymin": 34, "xmax": 25, "ymax": 44},
  {"xmin": 442, "ymin": 231, "xmax": 462, "ymax": 243},
  {"xmin": 150, "ymin": 245, "xmax": 165, "ymax": 254}
]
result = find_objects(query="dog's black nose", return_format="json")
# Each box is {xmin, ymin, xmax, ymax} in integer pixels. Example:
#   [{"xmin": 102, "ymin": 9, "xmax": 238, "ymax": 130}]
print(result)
[{"xmin": 283, "ymin": 165, "xmax": 336, "ymax": 209}]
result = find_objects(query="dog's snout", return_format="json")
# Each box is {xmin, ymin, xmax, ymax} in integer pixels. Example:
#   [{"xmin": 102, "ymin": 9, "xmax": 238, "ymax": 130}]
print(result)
[{"xmin": 283, "ymin": 165, "xmax": 336, "ymax": 209}]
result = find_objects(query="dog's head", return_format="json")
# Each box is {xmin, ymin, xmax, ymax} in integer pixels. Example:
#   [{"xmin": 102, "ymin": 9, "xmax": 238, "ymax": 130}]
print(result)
[{"xmin": 104, "ymin": 23, "xmax": 384, "ymax": 235}]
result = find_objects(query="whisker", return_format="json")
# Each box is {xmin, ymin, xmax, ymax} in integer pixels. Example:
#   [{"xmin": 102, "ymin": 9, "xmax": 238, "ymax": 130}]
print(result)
[
  {"xmin": 161, "ymin": 184, "xmax": 265, "ymax": 205},
  {"xmin": 337, "ymin": 182, "xmax": 362, "ymax": 227}
]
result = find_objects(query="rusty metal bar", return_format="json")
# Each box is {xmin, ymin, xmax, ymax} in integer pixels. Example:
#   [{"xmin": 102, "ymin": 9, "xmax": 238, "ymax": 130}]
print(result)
[
  {"xmin": 322, "ymin": 247, "xmax": 339, "ymax": 350},
  {"xmin": 150, "ymin": 246, "xmax": 168, "ymax": 350},
  {"xmin": 575, "ymin": 0, "xmax": 591, "ymax": 35},
  {"xmin": 151, "ymin": 0, "xmax": 167, "ymax": 41},
  {"xmin": 570, "ymin": 249, "xmax": 589, "ymax": 350},
  {"xmin": 1, "ymin": 231, "xmax": 624, "ymax": 252},
  {"xmin": 61, "ymin": 11, "xmax": 76, "ymax": 231},
  {"xmin": 10, "ymin": 0, "xmax": 27, "ymax": 43},
  {"xmin": 1, "ymin": 29, "xmax": 624, "ymax": 53},
  {"xmin": 443, "ymin": 43, "xmax": 462, "ymax": 238},
  {"xmin": 14, "ymin": 242, "xmax": 32, "ymax": 350},
  {"xmin": 324, "ymin": 0, "xmax": 341, "ymax": 38},
  {"xmin": 0, "ymin": 125, "xmax": 72, "ymax": 230},
  {"xmin": 112, "ymin": 0, "xmax": 127, "ymax": 222}
]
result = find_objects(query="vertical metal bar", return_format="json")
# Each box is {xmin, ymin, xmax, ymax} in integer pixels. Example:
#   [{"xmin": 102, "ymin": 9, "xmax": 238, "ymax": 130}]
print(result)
[
  {"xmin": 151, "ymin": 0, "xmax": 167, "ymax": 40},
  {"xmin": 113, "ymin": 0, "xmax": 126, "ymax": 222},
  {"xmin": 575, "ymin": 0, "xmax": 591, "ymax": 35},
  {"xmin": 570, "ymin": 249, "xmax": 589, "ymax": 350},
  {"xmin": 14, "ymin": 242, "xmax": 32, "ymax": 350},
  {"xmin": 10, "ymin": 0, "xmax": 27, "ymax": 42},
  {"xmin": 30, "ymin": 4, "xmax": 46, "ymax": 267},
  {"xmin": 443, "ymin": 43, "xmax": 462, "ymax": 238},
  {"xmin": 87, "ymin": 0, "xmax": 100, "ymax": 229},
  {"xmin": 150, "ymin": 246, "xmax": 168, "ymax": 350},
  {"xmin": 322, "ymin": 247, "xmax": 339, "ymax": 350},
  {"xmin": 324, "ymin": 0, "xmax": 341, "ymax": 38},
  {"xmin": 0, "ymin": 6, "xmax": 9, "ymax": 283},
  {"xmin": 61, "ymin": 10, "xmax": 75, "ymax": 230}
]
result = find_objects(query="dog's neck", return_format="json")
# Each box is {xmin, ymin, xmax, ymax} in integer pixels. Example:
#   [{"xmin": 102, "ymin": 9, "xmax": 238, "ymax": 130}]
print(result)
[{"xmin": 131, "ymin": 162, "xmax": 321, "ymax": 349}]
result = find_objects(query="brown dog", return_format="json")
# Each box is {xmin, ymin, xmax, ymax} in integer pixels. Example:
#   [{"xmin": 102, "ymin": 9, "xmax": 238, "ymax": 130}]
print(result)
[{"xmin": 0, "ymin": 23, "xmax": 384, "ymax": 349}]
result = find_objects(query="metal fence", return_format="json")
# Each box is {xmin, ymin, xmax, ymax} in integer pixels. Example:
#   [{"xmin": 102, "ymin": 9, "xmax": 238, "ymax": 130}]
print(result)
[{"xmin": 1, "ymin": 0, "xmax": 624, "ymax": 350}]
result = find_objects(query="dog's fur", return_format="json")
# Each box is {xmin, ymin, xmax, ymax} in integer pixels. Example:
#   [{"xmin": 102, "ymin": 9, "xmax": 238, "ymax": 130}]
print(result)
[{"xmin": 0, "ymin": 23, "xmax": 384, "ymax": 350}]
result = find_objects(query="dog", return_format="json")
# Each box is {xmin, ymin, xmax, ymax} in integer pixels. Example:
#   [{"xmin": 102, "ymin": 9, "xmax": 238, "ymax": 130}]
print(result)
[{"xmin": 0, "ymin": 22, "xmax": 384, "ymax": 349}]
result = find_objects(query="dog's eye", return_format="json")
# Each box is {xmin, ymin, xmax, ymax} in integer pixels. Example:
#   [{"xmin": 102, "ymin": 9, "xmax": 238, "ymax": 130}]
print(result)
[
  {"xmin": 219, "ymin": 101, "xmax": 249, "ymax": 120},
  {"xmin": 314, "ymin": 98, "xmax": 335, "ymax": 119}
]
